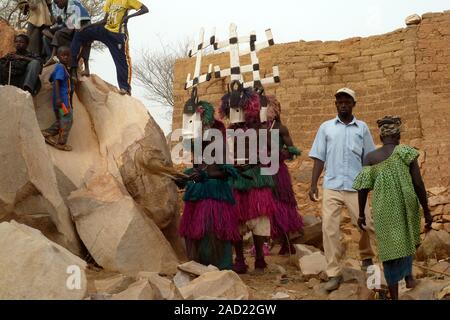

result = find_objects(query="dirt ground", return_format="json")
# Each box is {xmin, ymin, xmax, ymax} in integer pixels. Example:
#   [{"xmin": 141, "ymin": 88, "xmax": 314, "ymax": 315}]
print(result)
[
  {"xmin": 85, "ymin": 238, "xmax": 449, "ymax": 300},
  {"xmin": 239, "ymin": 248, "xmax": 327, "ymax": 300},
  {"xmin": 83, "ymin": 240, "xmax": 363, "ymax": 300},
  {"xmin": 238, "ymin": 241, "xmax": 362, "ymax": 300}
]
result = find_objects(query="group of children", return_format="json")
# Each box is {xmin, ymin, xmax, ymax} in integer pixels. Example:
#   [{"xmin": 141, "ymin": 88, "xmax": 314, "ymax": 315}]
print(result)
[
  {"xmin": 13, "ymin": 0, "xmax": 149, "ymax": 150},
  {"xmin": 0, "ymin": 30, "xmax": 73, "ymax": 150},
  {"xmin": 177, "ymin": 85, "xmax": 303, "ymax": 273}
]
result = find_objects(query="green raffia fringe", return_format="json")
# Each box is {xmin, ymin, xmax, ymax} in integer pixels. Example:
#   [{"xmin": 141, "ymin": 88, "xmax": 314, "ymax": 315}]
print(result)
[
  {"xmin": 198, "ymin": 101, "xmax": 215, "ymax": 127},
  {"xmin": 183, "ymin": 179, "xmax": 235, "ymax": 203},
  {"xmin": 230, "ymin": 166, "xmax": 275, "ymax": 191},
  {"xmin": 184, "ymin": 164, "xmax": 239, "ymax": 180},
  {"xmin": 221, "ymin": 164, "xmax": 240, "ymax": 179},
  {"xmin": 287, "ymin": 146, "xmax": 302, "ymax": 156},
  {"xmin": 197, "ymin": 235, "xmax": 233, "ymax": 270},
  {"xmin": 182, "ymin": 165, "xmax": 239, "ymax": 203}
]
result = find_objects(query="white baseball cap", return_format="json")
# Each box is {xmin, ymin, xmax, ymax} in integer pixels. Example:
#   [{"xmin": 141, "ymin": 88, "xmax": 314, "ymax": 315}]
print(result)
[{"xmin": 335, "ymin": 87, "xmax": 357, "ymax": 102}]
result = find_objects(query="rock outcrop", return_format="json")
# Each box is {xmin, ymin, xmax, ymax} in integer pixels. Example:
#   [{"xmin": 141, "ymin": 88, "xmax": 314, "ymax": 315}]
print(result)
[
  {"xmin": 75, "ymin": 75, "xmax": 179, "ymax": 230},
  {"xmin": 0, "ymin": 221, "xmax": 87, "ymax": 300},
  {"xmin": 68, "ymin": 173, "xmax": 179, "ymax": 276},
  {"xmin": 0, "ymin": 86, "xmax": 82, "ymax": 254},
  {"xmin": 0, "ymin": 17, "xmax": 182, "ymax": 286}
]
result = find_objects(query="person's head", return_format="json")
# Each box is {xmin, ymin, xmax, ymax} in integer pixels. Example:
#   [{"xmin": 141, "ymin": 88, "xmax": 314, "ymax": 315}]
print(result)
[
  {"xmin": 377, "ymin": 116, "xmax": 402, "ymax": 144},
  {"xmin": 266, "ymin": 95, "xmax": 281, "ymax": 122},
  {"xmin": 57, "ymin": 46, "xmax": 71, "ymax": 66},
  {"xmin": 14, "ymin": 34, "xmax": 29, "ymax": 52},
  {"xmin": 55, "ymin": 0, "xmax": 68, "ymax": 9},
  {"xmin": 335, "ymin": 87, "xmax": 356, "ymax": 118}
]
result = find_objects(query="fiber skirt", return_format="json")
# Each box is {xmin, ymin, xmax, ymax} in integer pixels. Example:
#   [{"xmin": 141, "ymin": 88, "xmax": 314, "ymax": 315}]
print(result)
[
  {"xmin": 233, "ymin": 188, "xmax": 276, "ymax": 223},
  {"xmin": 185, "ymin": 234, "xmax": 233, "ymax": 270},
  {"xmin": 179, "ymin": 199, "xmax": 240, "ymax": 241},
  {"xmin": 271, "ymin": 159, "xmax": 303, "ymax": 238},
  {"xmin": 270, "ymin": 199, "xmax": 303, "ymax": 239}
]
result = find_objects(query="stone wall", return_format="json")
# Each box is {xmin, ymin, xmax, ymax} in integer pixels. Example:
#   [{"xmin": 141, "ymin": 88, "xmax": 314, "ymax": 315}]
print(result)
[{"xmin": 173, "ymin": 11, "xmax": 450, "ymax": 194}]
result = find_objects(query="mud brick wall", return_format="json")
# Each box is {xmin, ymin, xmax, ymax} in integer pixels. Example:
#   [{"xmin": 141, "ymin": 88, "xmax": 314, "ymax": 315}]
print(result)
[
  {"xmin": 414, "ymin": 12, "xmax": 450, "ymax": 188},
  {"xmin": 173, "ymin": 11, "xmax": 450, "ymax": 190},
  {"xmin": 0, "ymin": 20, "xmax": 15, "ymax": 57}
]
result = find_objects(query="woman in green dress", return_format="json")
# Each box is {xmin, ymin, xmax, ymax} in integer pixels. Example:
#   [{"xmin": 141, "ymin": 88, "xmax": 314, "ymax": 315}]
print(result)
[{"xmin": 353, "ymin": 116, "xmax": 433, "ymax": 300}]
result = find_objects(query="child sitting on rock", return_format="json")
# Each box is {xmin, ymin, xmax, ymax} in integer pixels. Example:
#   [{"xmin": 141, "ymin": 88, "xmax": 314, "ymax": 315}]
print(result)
[{"xmin": 41, "ymin": 46, "xmax": 73, "ymax": 151}]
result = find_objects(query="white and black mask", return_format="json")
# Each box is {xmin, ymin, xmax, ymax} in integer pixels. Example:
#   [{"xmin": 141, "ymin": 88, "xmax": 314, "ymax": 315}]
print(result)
[
  {"xmin": 229, "ymin": 106, "xmax": 245, "ymax": 124},
  {"xmin": 229, "ymin": 81, "xmax": 245, "ymax": 124},
  {"xmin": 182, "ymin": 112, "xmax": 202, "ymax": 139},
  {"xmin": 182, "ymin": 93, "xmax": 203, "ymax": 139},
  {"xmin": 259, "ymin": 106, "xmax": 268, "ymax": 122}
]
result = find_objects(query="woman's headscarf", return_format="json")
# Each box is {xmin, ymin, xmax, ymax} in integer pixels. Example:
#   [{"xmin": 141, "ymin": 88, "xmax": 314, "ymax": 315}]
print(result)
[{"xmin": 377, "ymin": 116, "xmax": 402, "ymax": 137}]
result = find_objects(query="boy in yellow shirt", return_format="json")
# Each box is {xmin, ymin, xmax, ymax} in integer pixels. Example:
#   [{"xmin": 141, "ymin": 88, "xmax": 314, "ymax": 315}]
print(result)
[{"xmin": 70, "ymin": 0, "xmax": 148, "ymax": 95}]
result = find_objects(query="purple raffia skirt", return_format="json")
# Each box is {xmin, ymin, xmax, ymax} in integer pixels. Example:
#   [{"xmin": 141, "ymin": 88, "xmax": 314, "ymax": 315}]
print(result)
[
  {"xmin": 233, "ymin": 188, "xmax": 276, "ymax": 223},
  {"xmin": 270, "ymin": 159, "xmax": 303, "ymax": 239},
  {"xmin": 179, "ymin": 199, "xmax": 241, "ymax": 242}
]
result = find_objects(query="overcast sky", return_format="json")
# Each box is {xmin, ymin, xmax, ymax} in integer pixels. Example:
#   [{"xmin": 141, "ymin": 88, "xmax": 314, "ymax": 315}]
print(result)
[{"xmin": 89, "ymin": 0, "xmax": 450, "ymax": 134}]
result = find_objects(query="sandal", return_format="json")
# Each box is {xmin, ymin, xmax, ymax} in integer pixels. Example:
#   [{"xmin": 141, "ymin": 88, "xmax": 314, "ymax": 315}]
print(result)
[
  {"xmin": 56, "ymin": 143, "xmax": 73, "ymax": 151},
  {"xmin": 41, "ymin": 130, "xmax": 52, "ymax": 138},
  {"xmin": 45, "ymin": 135, "xmax": 72, "ymax": 151}
]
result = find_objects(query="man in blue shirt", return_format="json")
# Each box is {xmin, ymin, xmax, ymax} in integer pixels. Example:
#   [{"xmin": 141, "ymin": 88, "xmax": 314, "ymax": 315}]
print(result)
[{"xmin": 309, "ymin": 88, "xmax": 376, "ymax": 291}]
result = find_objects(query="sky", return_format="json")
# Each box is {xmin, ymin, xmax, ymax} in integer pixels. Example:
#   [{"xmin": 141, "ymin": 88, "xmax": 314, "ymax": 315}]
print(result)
[{"xmin": 89, "ymin": 0, "xmax": 450, "ymax": 135}]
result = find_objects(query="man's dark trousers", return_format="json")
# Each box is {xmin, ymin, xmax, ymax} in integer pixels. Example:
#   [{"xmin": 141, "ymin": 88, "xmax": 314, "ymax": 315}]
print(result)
[{"xmin": 71, "ymin": 25, "xmax": 131, "ymax": 92}]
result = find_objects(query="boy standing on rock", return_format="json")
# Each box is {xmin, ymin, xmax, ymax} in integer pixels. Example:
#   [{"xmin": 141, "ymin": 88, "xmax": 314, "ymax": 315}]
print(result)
[
  {"xmin": 42, "ymin": 46, "xmax": 74, "ymax": 151},
  {"xmin": 69, "ymin": 0, "xmax": 149, "ymax": 95}
]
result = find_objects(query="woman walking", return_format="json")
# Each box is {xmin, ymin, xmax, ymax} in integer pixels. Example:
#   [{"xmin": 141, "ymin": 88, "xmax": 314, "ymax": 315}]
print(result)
[{"xmin": 353, "ymin": 116, "xmax": 433, "ymax": 300}]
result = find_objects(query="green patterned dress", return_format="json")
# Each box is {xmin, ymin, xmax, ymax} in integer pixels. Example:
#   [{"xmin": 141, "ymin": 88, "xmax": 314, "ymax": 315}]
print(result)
[{"xmin": 353, "ymin": 145, "xmax": 421, "ymax": 285}]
